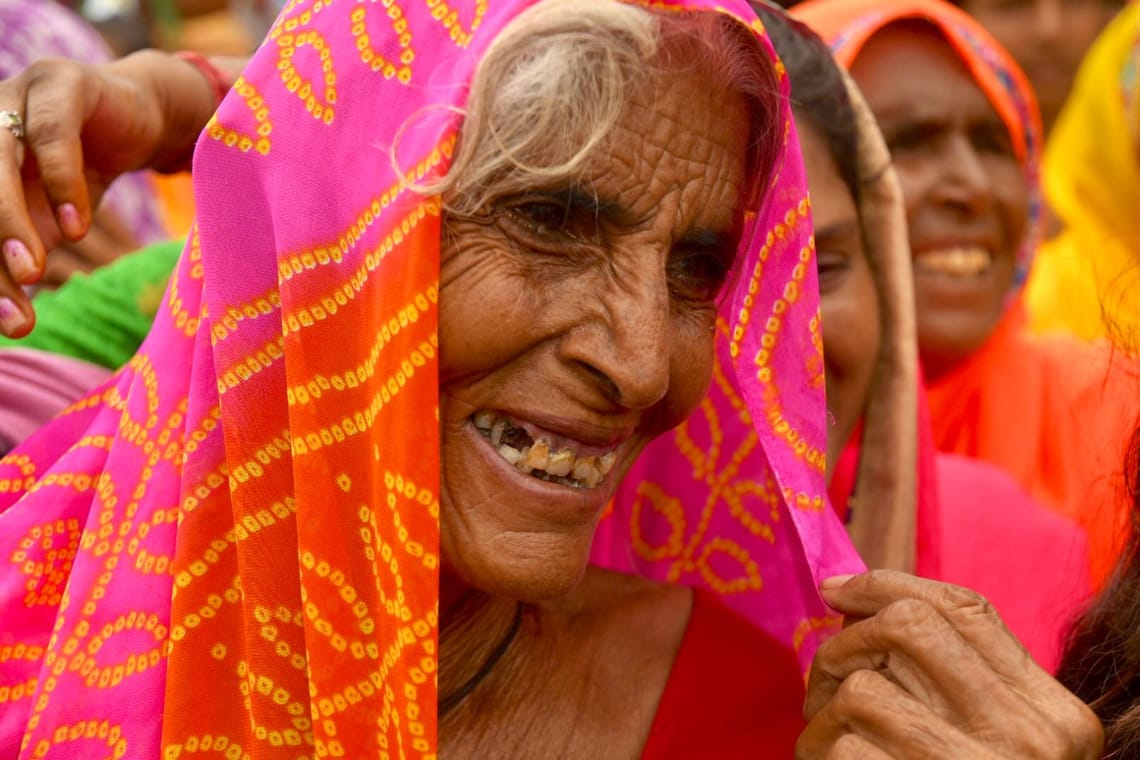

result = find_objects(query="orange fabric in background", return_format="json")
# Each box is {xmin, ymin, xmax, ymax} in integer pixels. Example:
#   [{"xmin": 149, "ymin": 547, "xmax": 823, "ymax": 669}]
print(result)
[
  {"xmin": 151, "ymin": 171, "xmax": 196, "ymax": 240},
  {"xmin": 925, "ymin": 305, "xmax": 1138, "ymax": 586}
]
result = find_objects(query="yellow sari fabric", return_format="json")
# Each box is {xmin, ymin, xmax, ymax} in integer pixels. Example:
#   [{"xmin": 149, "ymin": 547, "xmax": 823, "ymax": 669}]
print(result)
[{"xmin": 1025, "ymin": 3, "xmax": 1140, "ymax": 341}]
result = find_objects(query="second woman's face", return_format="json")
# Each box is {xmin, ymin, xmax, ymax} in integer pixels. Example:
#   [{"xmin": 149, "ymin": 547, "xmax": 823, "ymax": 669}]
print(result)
[
  {"xmin": 437, "ymin": 66, "xmax": 751, "ymax": 602},
  {"xmin": 852, "ymin": 26, "xmax": 1029, "ymax": 379},
  {"xmin": 798, "ymin": 120, "xmax": 881, "ymax": 476}
]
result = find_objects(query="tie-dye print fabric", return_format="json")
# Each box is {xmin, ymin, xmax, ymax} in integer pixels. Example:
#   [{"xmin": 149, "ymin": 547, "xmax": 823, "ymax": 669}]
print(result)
[{"xmin": 0, "ymin": 0, "xmax": 861, "ymax": 756}]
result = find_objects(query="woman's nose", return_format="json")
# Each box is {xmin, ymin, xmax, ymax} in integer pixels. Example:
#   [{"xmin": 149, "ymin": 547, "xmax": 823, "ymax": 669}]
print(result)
[
  {"xmin": 934, "ymin": 136, "xmax": 992, "ymax": 216},
  {"xmin": 562, "ymin": 268, "xmax": 672, "ymax": 410}
]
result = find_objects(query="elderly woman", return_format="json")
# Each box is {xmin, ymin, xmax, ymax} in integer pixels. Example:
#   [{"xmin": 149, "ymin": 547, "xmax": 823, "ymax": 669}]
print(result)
[
  {"xmin": 593, "ymin": 0, "xmax": 1092, "ymax": 672},
  {"xmin": 792, "ymin": 0, "xmax": 1140, "ymax": 589},
  {"xmin": 0, "ymin": 2, "xmax": 1106, "ymax": 757},
  {"xmin": 0, "ymin": 0, "xmax": 859, "ymax": 755}
]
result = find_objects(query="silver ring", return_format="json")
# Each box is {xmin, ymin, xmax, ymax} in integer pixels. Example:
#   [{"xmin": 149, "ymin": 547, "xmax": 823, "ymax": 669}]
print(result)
[{"xmin": 0, "ymin": 110, "xmax": 24, "ymax": 140}]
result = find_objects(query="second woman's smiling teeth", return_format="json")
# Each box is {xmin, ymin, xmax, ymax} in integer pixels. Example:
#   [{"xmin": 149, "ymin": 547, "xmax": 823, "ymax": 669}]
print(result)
[
  {"xmin": 472, "ymin": 410, "xmax": 617, "ymax": 489},
  {"xmin": 914, "ymin": 246, "xmax": 993, "ymax": 277}
]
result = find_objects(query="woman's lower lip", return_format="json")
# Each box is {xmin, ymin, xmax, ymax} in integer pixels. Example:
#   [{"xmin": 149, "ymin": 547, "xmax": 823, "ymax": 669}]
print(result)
[{"xmin": 464, "ymin": 423, "xmax": 615, "ymax": 520}]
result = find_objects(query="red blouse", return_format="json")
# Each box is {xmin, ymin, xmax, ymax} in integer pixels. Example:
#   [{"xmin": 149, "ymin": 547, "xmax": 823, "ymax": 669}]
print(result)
[{"xmin": 642, "ymin": 589, "xmax": 806, "ymax": 758}]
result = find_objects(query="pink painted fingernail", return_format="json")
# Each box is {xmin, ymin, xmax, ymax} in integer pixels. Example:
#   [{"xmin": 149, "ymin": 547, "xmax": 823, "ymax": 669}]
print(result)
[
  {"xmin": 57, "ymin": 203, "xmax": 83, "ymax": 238},
  {"xmin": 0, "ymin": 296, "xmax": 26, "ymax": 335},
  {"xmin": 3, "ymin": 239, "xmax": 35, "ymax": 282},
  {"xmin": 820, "ymin": 574, "xmax": 856, "ymax": 590}
]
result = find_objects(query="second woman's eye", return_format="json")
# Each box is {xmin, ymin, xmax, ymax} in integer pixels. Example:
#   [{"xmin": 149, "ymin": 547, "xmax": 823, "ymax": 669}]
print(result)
[
  {"xmin": 815, "ymin": 250, "xmax": 851, "ymax": 293},
  {"xmin": 971, "ymin": 122, "xmax": 1014, "ymax": 156}
]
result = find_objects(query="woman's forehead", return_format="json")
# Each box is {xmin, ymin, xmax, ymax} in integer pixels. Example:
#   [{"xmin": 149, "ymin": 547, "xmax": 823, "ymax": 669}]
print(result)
[{"xmin": 851, "ymin": 23, "xmax": 1008, "ymax": 130}]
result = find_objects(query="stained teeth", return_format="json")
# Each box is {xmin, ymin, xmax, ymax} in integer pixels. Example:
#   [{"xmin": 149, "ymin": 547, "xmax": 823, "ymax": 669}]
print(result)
[
  {"xmin": 498, "ymin": 444, "xmax": 522, "ymax": 465},
  {"xmin": 515, "ymin": 446, "xmax": 534, "ymax": 474},
  {"xmin": 546, "ymin": 449, "xmax": 575, "ymax": 477},
  {"xmin": 491, "ymin": 419, "xmax": 507, "ymax": 447},
  {"xmin": 475, "ymin": 411, "xmax": 616, "ymax": 489},
  {"xmin": 598, "ymin": 451, "xmax": 615, "ymax": 475},
  {"xmin": 524, "ymin": 439, "xmax": 551, "ymax": 470},
  {"xmin": 574, "ymin": 458, "xmax": 601, "ymax": 480}
]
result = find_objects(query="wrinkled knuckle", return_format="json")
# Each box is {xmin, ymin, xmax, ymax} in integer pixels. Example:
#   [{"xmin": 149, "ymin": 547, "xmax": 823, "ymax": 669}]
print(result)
[
  {"xmin": 827, "ymin": 733, "xmax": 863, "ymax": 759},
  {"xmin": 833, "ymin": 668, "xmax": 885, "ymax": 712},
  {"xmin": 938, "ymin": 582, "xmax": 995, "ymax": 617},
  {"xmin": 879, "ymin": 598, "xmax": 937, "ymax": 639},
  {"xmin": 24, "ymin": 57, "xmax": 75, "ymax": 89}
]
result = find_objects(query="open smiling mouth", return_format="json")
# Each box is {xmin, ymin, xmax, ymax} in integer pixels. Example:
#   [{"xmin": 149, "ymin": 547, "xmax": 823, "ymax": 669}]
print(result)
[
  {"xmin": 472, "ymin": 411, "xmax": 616, "ymax": 490},
  {"xmin": 914, "ymin": 246, "xmax": 993, "ymax": 277}
]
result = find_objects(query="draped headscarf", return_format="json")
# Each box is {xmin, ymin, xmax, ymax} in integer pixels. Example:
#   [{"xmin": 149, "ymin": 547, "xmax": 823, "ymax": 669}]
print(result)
[
  {"xmin": 794, "ymin": 0, "xmax": 1139, "ymax": 589},
  {"xmin": 1025, "ymin": 2, "xmax": 1140, "ymax": 342},
  {"xmin": 0, "ymin": 0, "xmax": 859, "ymax": 756}
]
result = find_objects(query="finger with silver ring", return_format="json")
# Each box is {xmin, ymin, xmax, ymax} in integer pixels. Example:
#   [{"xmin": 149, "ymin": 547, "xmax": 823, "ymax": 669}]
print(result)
[{"xmin": 0, "ymin": 110, "xmax": 25, "ymax": 140}]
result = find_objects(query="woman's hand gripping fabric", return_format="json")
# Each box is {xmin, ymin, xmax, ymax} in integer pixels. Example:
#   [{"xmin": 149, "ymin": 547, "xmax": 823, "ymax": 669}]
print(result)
[{"xmin": 796, "ymin": 570, "xmax": 1103, "ymax": 759}]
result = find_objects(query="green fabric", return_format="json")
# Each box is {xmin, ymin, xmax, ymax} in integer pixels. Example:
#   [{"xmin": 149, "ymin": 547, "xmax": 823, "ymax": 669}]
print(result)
[{"xmin": 0, "ymin": 239, "xmax": 183, "ymax": 369}]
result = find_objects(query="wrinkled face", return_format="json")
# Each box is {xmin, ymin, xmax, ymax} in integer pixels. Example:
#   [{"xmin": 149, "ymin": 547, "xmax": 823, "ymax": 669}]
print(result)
[
  {"xmin": 956, "ymin": 0, "xmax": 1119, "ymax": 131},
  {"xmin": 439, "ymin": 66, "xmax": 750, "ymax": 602},
  {"xmin": 852, "ymin": 26, "xmax": 1029, "ymax": 379},
  {"xmin": 798, "ymin": 120, "xmax": 880, "ymax": 478}
]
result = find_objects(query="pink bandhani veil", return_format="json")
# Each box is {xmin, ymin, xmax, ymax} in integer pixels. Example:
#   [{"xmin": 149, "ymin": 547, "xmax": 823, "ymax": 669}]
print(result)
[
  {"xmin": 592, "ymin": 3, "xmax": 865, "ymax": 668},
  {"xmin": 1, "ymin": 0, "xmax": 859, "ymax": 756}
]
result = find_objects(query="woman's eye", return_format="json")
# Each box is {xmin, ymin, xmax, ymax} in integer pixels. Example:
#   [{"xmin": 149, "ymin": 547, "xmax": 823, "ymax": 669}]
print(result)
[
  {"xmin": 512, "ymin": 201, "xmax": 571, "ymax": 235},
  {"xmin": 885, "ymin": 124, "xmax": 938, "ymax": 155},
  {"xmin": 668, "ymin": 252, "xmax": 730, "ymax": 302},
  {"xmin": 815, "ymin": 251, "xmax": 850, "ymax": 293},
  {"xmin": 971, "ymin": 124, "xmax": 1014, "ymax": 156},
  {"xmin": 503, "ymin": 196, "xmax": 601, "ymax": 244}
]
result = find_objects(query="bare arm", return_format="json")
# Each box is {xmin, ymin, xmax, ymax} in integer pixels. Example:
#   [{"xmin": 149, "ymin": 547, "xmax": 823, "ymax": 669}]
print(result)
[{"xmin": 0, "ymin": 50, "xmax": 247, "ymax": 336}]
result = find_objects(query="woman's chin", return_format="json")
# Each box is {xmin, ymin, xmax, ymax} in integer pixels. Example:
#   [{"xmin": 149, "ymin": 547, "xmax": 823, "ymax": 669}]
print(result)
[{"xmin": 440, "ymin": 525, "xmax": 597, "ymax": 603}]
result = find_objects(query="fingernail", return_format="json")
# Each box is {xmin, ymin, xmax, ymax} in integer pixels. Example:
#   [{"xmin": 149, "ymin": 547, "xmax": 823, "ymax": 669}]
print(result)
[
  {"xmin": 820, "ymin": 574, "xmax": 856, "ymax": 590},
  {"xmin": 0, "ymin": 296, "xmax": 26, "ymax": 335},
  {"xmin": 3, "ymin": 239, "xmax": 35, "ymax": 282},
  {"xmin": 58, "ymin": 203, "xmax": 83, "ymax": 238}
]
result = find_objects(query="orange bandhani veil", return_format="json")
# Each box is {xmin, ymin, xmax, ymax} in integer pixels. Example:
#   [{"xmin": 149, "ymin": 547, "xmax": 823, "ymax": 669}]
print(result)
[{"xmin": 0, "ymin": 0, "xmax": 861, "ymax": 756}]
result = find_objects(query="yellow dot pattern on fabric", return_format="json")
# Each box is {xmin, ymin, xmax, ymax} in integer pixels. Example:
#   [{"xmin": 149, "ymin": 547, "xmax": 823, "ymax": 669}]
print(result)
[
  {"xmin": 279, "ymin": 204, "xmax": 442, "ymax": 338},
  {"xmin": 285, "ymin": 290, "xmax": 436, "ymax": 405},
  {"xmin": 29, "ymin": 721, "xmax": 128, "ymax": 759},
  {"xmin": 275, "ymin": 138, "xmax": 453, "ymax": 285},
  {"xmin": 273, "ymin": 23, "xmax": 338, "ymax": 125},
  {"xmin": 424, "ymin": 0, "xmax": 488, "ymax": 47},
  {"xmin": 165, "ymin": 228, "xmax": 207, "ymax": 338},
  {"xmin": 0, "ymin": 0, "xmax": 574, "ymax": 755},
  {"xmin": 731, "ymin": 198, "xmax": 826, "ymax": 475},
  {"xmin": 792, "ymin": 614, "xmax": 843, "ymax": 656},
  {"xmin": 351, "ymin": 4, "xmax": 416, "ymax": 83},
  {"xmin": 629, "ymin": 347, "xmax": 777, "ymax": 594},
  {"xmin": 206, "ymin": 77, "xmax": 274, "ymax": 156}
]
